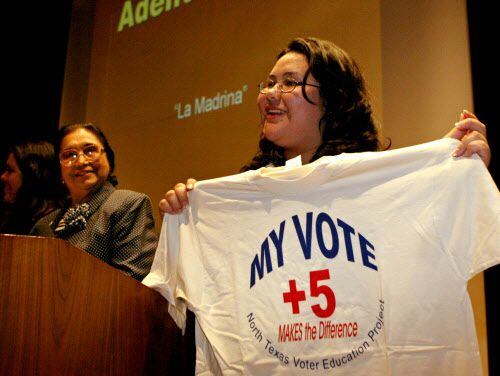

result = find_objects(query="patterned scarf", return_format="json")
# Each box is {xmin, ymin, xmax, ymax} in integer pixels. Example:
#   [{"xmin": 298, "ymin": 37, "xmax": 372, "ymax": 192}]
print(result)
[{"xmin": 54, "ymin": 203, "xmax": 90, "ymax": 235}]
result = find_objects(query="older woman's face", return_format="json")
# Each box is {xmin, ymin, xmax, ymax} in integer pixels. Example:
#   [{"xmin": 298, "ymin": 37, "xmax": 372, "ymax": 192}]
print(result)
[
  {"xmin": 0, "ymin": 153, "xmax": 22, "ymax": 204},
  {"xmin": 60, "ymin": 128, "xmax": 110, "ymax": 204},
  {"xmin": 257, "ymin": 52, "xmax": 324, "ymax": 160}
]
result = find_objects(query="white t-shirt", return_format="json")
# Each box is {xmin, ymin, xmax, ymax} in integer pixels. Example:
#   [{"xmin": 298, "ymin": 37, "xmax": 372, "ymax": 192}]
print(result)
[{"xmin": 143, "ymin": 139, "xmax": 499, "ymax": 375}]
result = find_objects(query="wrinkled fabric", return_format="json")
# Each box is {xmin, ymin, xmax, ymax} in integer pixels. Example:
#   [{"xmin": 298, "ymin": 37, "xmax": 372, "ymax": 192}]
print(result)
[{"xmin": 144, "ymin": 139, "xmax": 499, "ymax": 375}]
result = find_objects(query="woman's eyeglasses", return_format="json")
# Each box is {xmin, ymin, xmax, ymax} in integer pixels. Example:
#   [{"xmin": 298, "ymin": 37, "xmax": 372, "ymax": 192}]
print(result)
[
  {"xmin": 59, "ymin": 144, "xmax": 105, "ymax": 166},
  {"xmin": 258, "ymin": 78, "xmax": 320, "ymax": 94}
]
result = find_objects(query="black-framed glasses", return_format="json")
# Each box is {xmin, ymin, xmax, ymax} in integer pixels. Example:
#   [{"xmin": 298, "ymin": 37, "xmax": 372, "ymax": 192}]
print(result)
[
  {"xmin": 59, "ymin": 144, "xmax": 105, "ymax": 166},
  {"xmin": 258, "ymin": 78, "xmax": 321, "ymax": 94}
]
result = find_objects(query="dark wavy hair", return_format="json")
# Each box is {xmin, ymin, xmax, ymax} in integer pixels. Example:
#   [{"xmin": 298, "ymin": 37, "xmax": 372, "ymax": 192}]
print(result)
[
  {"xmin": 56, "ymin": 123, "xmax": 119, "ymax": 188},
  {"xmin": 0, "ymin": 141, "xmax": 60, "ymax": 234},
  {"xmin": 242, "ymin": 37, "xmax": 381, "ymax": 171}
]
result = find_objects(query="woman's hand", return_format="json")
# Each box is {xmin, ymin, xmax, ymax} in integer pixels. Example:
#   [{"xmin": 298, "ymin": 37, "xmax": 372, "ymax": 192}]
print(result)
[
  {"xmin": 159, "ymin": 178, "xmax": 197, "ymax": 217},
  {"xmin": 445, "ymin": 110, "xmax": 490, "ymax": 166}
]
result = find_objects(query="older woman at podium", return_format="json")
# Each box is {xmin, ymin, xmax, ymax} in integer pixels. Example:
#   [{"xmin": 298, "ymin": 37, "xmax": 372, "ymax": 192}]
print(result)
[{"xmin": 31, "ymin": 123, "xmax": 157, "ymax": 281}]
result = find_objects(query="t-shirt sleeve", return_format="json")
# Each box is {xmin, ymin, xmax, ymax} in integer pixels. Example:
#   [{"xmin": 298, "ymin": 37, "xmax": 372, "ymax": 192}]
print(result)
[
  {"xmin": 433, "ymin": 156, "xmax": 500, "ymax": 280},
  {"xmin": 143, "ymin": 210, "xmax": 203, "ymax": 332}
]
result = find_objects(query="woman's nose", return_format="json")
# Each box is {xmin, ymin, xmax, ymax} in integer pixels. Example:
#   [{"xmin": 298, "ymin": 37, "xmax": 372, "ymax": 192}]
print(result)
[
  {"xmin": 73, "ymin": 153, "xmax": 89, "ymax": 166},
  {"xmin": 265, "ymin": 85, "xmax": 281, "ymax": 102}
]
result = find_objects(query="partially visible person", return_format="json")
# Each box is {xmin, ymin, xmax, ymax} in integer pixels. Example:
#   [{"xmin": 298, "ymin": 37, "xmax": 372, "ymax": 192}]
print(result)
[
  {"xmin": 0, "ymin": 141, "xmax": 60, "ymax": 234},
  {"xmin": 30, "ymin": 123, "xmax": 157, "ymax": 281}
]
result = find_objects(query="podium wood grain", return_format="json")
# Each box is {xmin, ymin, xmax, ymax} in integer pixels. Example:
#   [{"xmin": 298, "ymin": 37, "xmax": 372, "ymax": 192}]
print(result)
[{"xmin": 0, "ymin": 234, "xmax": 195, "ymax": 375}]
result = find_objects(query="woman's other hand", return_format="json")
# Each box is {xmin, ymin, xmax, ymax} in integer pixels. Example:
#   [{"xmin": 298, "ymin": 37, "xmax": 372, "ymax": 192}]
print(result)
[
  {"xmin": 159, "ymin": 178, "xmax": 197, "ymax": 217},
  {"xmin": 445, "ymin": 110, "xmax": 490, "ymax": 166}
]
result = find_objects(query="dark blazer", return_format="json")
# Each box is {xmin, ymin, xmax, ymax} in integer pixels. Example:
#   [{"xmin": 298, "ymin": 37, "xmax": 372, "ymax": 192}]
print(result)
[{"xmin": 30, "ymin": 182, "xmax": 158, "ymax": 281}]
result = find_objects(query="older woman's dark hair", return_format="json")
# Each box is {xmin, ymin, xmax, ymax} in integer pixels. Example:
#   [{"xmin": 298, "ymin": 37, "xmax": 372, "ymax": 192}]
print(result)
[
  {"xmin": 56, "ymin": 123, "xmax": 118, "ymax": 186},
  {"xmin": 1, "ymin": 141, "xmax": 60, "ymax": 234},
  {"xmin": 242, "ymin": 37, "xmax": 381, "ymax": 171}
]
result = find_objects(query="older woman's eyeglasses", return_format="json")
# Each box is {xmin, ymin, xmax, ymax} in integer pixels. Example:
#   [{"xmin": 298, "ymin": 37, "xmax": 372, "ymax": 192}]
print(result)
[
  {"xmin": 59, "ymin": 144, "xmax": 105, "ymax": 166},
  {"xmin": 258, "ymin": 78, "xmax": 321, "ymax": 94}
]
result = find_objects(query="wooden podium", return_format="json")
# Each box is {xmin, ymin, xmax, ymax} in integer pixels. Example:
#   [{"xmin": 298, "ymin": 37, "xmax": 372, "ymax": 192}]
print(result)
[{"xmin": 0, "ymin": 234, "xmax": 195, "ymax": 375}]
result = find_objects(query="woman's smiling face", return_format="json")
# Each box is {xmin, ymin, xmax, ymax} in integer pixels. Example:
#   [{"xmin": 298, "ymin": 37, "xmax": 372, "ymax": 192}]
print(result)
[
  {"xmin": 257, "ymin": 52, "xmax": 324, "ymax": 161},
  {"xmin": 59, "ymin": 128, "xmax": 110, "ymax": 204}
]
